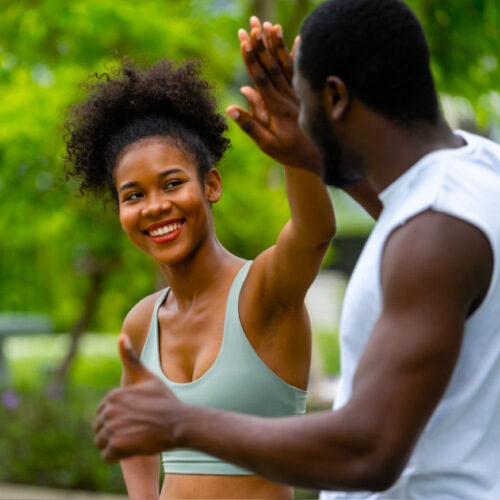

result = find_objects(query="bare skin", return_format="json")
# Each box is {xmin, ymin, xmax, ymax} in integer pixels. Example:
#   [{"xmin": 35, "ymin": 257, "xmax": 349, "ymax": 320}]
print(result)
[
  {"xmin": 115, "ymin": 140, "xmax": 324, "ymax": 499},
  {"xmin": 116, "ymin": 19, "xmax": 381, "ymax": 500},
  {"xmin": 109, "ymin": 18, "xmax": 353, "ymax": 500},
  {"xmin": 97, "ymin": 206, "xmax": 493, "ymax": 492},
  {"xmin": 93, "ymin": 18, "xmax": 491, "ymax": 495},
  {"xmin": 230, "ymin": 19, "xmax": 381, "ymax": 218}
]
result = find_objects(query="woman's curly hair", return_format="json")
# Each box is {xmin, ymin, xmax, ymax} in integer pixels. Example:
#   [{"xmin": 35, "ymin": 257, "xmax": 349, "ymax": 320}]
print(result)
[{"xmin": 63, "ymin": 58, "xmax": 230, "ymax": 200}]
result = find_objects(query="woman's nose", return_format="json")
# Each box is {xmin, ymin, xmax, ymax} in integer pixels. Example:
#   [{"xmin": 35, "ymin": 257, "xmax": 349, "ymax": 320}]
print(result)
[{"xmin": 141, "ymin": 194, "xmax": 172, "ymax": 217}]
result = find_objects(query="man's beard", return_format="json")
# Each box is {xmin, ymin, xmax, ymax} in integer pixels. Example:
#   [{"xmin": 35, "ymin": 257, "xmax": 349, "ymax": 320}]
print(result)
[
  {"xmin": 317, "ymin": 136, "xmax": 366, "ymax": 188},
  {"xmin": 308, "ymin": 111, "xmax": 366, "ymax": 188}
]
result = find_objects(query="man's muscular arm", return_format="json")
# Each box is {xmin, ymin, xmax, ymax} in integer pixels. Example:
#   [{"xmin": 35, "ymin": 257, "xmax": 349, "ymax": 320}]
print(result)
[{"xmin": 95, "ymin": 211, "xmax": 492, "ymax": 491}]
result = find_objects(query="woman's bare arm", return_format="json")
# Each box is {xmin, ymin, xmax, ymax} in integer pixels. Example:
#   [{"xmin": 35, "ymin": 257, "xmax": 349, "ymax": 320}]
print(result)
[
  {"xmin": 228, "ymin": 21, "xmax": 336, "ymax": 308},
  {"xmin": 228, "ymin": 20, "xmax": 381, "ymax": 309},
  {"xmin": 95, "ymin": 212, "xmax": 491, "ymax": 491},
  {"xmin": 119, "ymin": 298, "xmax": 162, "ymax": 500}
]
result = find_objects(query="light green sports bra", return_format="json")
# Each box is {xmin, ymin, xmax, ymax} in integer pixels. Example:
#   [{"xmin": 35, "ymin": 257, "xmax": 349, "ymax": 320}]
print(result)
[{"xmin": 140, "ymin": 261, "xmax": 307, "ymax": 475}]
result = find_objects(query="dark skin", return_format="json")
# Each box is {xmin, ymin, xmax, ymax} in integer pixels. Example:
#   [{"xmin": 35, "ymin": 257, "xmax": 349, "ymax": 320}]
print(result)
[
  {"xmin": 94, "ymin": 19, "xmax": 493, "ymax": 492},
  {"xmin": 112, "ymin": 18, "xmax": 340, "ymax": 500},
  {"xmin": 230, "ymin": 18, "xmax": 381, "ymax": 218}
]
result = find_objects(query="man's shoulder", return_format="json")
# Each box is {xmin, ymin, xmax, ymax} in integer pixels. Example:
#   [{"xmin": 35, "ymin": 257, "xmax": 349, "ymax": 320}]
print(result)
[{"xmin": 382, "ymin": 210, "xmax": 493, "ymax": 310}]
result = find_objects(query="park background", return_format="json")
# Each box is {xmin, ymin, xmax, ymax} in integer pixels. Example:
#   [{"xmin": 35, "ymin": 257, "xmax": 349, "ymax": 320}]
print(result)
[{"xmin": 0, "ymin": 0, "xmax": 499, "ymax": 498}]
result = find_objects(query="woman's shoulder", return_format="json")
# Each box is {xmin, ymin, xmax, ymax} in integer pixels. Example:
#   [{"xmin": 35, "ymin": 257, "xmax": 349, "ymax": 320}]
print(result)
[{"xmin": 122, "ymin": 289, "xmax": 167, "ymax": 354}]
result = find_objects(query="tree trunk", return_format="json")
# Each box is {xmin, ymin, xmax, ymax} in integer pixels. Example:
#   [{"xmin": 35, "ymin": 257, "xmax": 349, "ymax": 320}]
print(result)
[
  {"xmin": 48, "ymin": 268, "xmax": 105, "ymax": 396},
  {"xmin": 251, "ymin": 0, "xmax": 277, "ymax": 22}
]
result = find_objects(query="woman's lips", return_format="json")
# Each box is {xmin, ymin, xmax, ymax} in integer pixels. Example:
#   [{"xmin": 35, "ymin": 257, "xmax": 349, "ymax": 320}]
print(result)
[{"xmin": 145, "ymin": 219, "xmax": 184, "ymax": 244}]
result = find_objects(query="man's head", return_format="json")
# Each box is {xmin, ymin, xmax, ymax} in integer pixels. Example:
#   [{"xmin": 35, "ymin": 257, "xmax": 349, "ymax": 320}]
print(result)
[{"xmin": 294, "ymin": 0, "xmax": 440, "ymax": 187}]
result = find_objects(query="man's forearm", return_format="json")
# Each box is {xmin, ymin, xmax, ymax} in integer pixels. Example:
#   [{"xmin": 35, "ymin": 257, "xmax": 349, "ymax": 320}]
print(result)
[{"xmin": 171, "ymin": 404, "xmax": 393, "ymax": 491}]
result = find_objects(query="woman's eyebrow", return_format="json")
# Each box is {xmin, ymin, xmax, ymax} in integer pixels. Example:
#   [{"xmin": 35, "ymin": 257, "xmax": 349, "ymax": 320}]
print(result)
[
  {"xmin": 119, "ymin": 181, "xmax": 139, "ymax": 193},
  {"xmin": 158, "ymin": 168, "xmax": 184, "ymax": 179},
  {"xmin": 119, "ymin": 169, "xmax": 185, "ymax": 193}
]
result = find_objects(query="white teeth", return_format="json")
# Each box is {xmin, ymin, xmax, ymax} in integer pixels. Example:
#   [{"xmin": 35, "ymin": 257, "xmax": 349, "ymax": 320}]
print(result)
[{"xmin": 149, "ymin": 223, "xmax": 181, "ymax": 237}]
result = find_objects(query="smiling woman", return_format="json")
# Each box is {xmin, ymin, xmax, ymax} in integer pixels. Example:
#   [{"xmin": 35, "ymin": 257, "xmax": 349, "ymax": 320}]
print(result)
[
  {"xmin": 63, "ymin": 22, "xmax": 336, "ymax": 500},
  {"xmin": 115, "ymin": 139, "xmax": 221, "ymax": 266}
]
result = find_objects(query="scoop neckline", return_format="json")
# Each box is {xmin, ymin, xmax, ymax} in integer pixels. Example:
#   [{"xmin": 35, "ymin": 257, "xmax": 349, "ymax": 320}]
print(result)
[{"xmin": 153, "ymin": 262, "xmax": 249, "ymax": 387}]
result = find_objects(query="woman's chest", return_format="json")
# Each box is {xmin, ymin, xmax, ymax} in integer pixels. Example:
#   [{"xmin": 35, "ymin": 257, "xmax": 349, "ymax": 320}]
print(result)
[{"xmin": 157, "ymin": 301, "xmax": 226, "ymax": 383}]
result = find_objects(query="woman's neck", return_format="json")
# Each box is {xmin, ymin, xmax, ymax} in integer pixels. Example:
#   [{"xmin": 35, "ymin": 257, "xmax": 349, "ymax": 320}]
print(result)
[{"xmin": 159, "ymin": 234, "xmax": 241, "ymax": 310}]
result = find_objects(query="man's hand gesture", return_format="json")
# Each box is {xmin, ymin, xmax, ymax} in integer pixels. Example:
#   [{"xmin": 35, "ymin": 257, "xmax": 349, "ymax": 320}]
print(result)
[
  {"xmin": 227, "ymin": 17, "xmax": 322, "ymax": 173},
  {"xmin": 94, "ymin": 334, "xmax": 181, "ymax": 462}
]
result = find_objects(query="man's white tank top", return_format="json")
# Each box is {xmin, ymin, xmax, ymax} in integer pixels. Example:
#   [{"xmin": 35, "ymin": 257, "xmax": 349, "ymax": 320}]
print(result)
[{"xmin": 321, "ymin": 131, "xmax": 500, "ymax": 499}]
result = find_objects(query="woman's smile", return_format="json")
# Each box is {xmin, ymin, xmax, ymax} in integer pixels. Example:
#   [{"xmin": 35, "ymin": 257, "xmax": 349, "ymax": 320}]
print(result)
[
  {"xmin": 114, "ymin": 138, "xmax": 219, "ymax": 265},
  {"xmin": 144, "ymin": 218, "xmax": 185, "ymax": 244}
]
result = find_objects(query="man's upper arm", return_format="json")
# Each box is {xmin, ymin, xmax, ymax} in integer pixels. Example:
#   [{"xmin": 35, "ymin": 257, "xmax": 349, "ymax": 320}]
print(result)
[{"xmin": 342, "ymin": 211, "xmax": 493, "ymax": 478}]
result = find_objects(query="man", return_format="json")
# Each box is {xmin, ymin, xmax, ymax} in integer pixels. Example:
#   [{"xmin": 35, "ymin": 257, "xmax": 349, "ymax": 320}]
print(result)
[{"xmin": 94, "ymin": 0, "xmax": 500, "ymax": 497}]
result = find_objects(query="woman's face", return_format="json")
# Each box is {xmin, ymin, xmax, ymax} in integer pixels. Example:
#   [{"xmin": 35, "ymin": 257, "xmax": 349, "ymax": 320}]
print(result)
[{"xmin": 114, "ymin": 138, "xmax": 221, "ymax": 265}]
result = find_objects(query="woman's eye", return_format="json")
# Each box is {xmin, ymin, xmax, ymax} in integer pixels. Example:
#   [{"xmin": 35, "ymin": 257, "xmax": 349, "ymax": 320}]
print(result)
[
  {"xmin": 165, "ymin": 180, "xmax": 182, "ymax": 189},
  {"xmin": 124, "ymin": 192, "xmax": 143, "ymax": 201}
]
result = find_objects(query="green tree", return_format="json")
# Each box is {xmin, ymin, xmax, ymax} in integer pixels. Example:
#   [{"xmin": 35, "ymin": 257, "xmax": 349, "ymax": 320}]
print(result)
[{"xmin": 0, "ymin": 0, "xmax": 498, "ymax": 348}]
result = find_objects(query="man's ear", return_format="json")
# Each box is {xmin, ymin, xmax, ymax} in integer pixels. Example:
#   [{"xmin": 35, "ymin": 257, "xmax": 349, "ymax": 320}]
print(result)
[
  {"xmin": 322, "ymin": 76, "xmax": 350, "ymax": 121},
  {"xmin": 205, "ymin": 168, "xmax": 222, "ymax": 204}
]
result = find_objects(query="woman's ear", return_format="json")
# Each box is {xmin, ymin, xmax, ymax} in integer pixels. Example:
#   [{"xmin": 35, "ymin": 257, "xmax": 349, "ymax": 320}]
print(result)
[
  {"xmin": 322, "ymin": 76, "xmax": 350, "ymax": 122},
  {"xmin": 205, "ymin": 168, "xmax": 222, "ymax": 204}
]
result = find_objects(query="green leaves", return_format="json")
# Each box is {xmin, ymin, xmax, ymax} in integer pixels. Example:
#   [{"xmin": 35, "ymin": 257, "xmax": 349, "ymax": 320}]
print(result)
[
  {"xmin": 1, "ymin": 0, "xmax": 498, "ymax": 331},
  {"xmin": 408, "ymin": 0, "xmax": 500, "ymax": 126}
]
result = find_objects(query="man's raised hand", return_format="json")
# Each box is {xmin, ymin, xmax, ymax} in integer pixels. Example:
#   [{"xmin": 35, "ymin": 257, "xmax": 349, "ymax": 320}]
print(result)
[{"xmin": 227, "ymin": 17, "xmax": 321, "ymax": 173}]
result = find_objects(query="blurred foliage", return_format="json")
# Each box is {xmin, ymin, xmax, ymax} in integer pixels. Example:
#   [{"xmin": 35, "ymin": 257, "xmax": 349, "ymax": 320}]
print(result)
[
  {"xmin": 0, "ymin": 0, "xmax": 499, "ymax": 334},
  {"xmin": 0, "ymin": 385, "xmax": 125, "ymax": 492},
  {"xmin": 0, "ymin": 339, "xmax": 124, "ymax": 492},
  {"xmin": 0, "ymin": 334, "xmax": 322, "ymax": 497},
  {"xmin": 0, "ymin": 1, "xmax": 497, "ymax": 494},
  {"xmin": 315, "ymin": 331, "xmax": 340, "ymax": 375},
  {"xmin": 407, "ymin": 0, "xmax": 500, "ymax": 126}
]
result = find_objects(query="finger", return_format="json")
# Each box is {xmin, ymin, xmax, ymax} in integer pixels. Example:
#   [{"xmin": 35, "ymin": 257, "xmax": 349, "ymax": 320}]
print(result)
[
  {"xmin": 249, "ymin": 16, "xmax": 263, "ymax": 33},
  {"xmin": 250, "ymin": 15, "xmax": 269, "ymax": 50},
  {"xmin": 96, "ymin": 397, "xmax": 106, "ymax": 416},
  {"xmin": 101, "ymin": 434, "xmax": 134, "ymax": 463},
  {"xmin": 271, "ymin": 25, "xmax": 295, "ymax": 85},
  {"xmin": 102, "ymin": 444, "xmax": 123, "ymax": 463},
  {"xmin": 94, "ymin": 395, "xmax": 115, "ymax": 434},
  {"xmin": 291, "ymin": 35, "xmax": 300, "ymax": 59},
  {"xmin": 262, "ymin": 21, "xmax": 275, "ymax": 56},
  {"xmin": 263, "ymin": 21, "xmax": 273, "ymax": 40},
  {"xmin": 95, "ymin": 386, "xmax": 118, "ymax": 414},
  {"xmin": 238, "ymin": 28, "xmax": 250, "ymax": 44},
  {"xmin": 240, "ymin": 85, "xmax": 269, "ymax": 125},
  {"xmin": 226, "ymin": 106, "xmax": 275, "ymax": 146},
  {"xmin": 93, "ymin": 410, "xmax": 104, "ymax": 433},
  {"xmin": 240, "ymin": 40, "xmax": 280, "ymax": 103},
  {"xmin": 250, "ymin": 27, "xmax": 290, "ymax": 95},
  {"xmin": 94, "ymin": 426, "xmax": 109, "ymax": 450},
  {"xmin": 119, "ymin": 334, "xmax": 152, "ymax": 383}
]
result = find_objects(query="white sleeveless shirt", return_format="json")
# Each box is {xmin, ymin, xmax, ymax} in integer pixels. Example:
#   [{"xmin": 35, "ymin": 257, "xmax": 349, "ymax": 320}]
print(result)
[{"xmin": 321, "ymin": 131, "xmax": 500, "ymax": 499}]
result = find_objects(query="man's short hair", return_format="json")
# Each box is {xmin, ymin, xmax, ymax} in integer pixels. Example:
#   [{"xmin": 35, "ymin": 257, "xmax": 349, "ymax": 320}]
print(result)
[{"xmin": 299, "ymin": 0, "xmax": 440, "ymax": 126}]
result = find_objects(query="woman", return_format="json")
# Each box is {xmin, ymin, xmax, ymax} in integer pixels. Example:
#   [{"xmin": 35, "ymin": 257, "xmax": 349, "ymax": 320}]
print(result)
[{"xmin": 65, "ymin": 21, "xmax": 348, "ymax": 500}]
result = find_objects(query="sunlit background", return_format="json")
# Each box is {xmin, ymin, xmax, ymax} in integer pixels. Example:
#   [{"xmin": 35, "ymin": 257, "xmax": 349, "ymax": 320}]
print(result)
[{"xmin": 0, "ymin": 0, "xmax": 499, "ymax": 497}]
